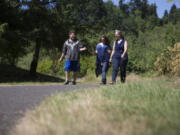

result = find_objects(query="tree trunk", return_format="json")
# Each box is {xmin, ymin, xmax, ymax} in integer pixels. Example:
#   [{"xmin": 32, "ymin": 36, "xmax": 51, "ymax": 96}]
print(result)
[{"xmin": 30, "ymin": 39, "xmax": 41, "ymax": 76}]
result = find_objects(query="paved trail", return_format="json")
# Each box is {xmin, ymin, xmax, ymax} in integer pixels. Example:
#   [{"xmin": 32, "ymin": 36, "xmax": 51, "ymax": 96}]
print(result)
[{"xmin": 0, "ymin": 84, "xmax": 99, "ymax": 135}]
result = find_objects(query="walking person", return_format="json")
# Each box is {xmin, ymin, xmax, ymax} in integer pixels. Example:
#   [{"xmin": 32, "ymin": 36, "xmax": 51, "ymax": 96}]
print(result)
[
  {"xmin": 95, "ymin": 35, "xmax": 111, "ymax": 85},
  {"xmin": 109, "ymin": 30, "xmax": 128, "ymax": 84},
  {"xmin": 59, "ymin": 31, "xmax": 87, "ymax": 85}
]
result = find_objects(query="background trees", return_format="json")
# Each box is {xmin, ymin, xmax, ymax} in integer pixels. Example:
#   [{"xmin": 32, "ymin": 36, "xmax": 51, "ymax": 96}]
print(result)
[
  {"xmin": 0, "ymin": 0, "xmax": 26, "ymax": 65},
  {"xmin": 0, "ymin": 0, "xmax": 180, "ymax": 76}
]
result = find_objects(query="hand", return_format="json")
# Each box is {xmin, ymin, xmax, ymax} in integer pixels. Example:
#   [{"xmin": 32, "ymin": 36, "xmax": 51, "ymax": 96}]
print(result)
[
  {"xmin": 109, "ymin": 58, "xmax": 112, "ymax": 63},
  {"xmin": 121, "ymin": 54, "xmax": 124, "ymax": 58},
  {"xmin": 58, "ymin": 59, "xmax": 62, "ymax": 64},
  {"xmin": 92, "ymin": 51, "xmax": 97, "ymax": 55}
]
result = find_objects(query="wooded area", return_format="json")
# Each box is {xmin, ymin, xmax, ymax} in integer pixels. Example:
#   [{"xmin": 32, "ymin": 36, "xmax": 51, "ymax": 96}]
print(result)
[{"xmin": 0, "ymin": 0, "xmax": 180, "ymax": 77}]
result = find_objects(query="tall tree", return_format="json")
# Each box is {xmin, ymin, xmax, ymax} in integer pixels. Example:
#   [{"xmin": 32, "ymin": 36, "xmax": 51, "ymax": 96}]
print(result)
[
  {"xmin": 22, "ymin": 0, "xmax": 52, "ymax": 76},
  {"xmin": 129, "ymin": 0, "xmax": 141, "ymax": 14},
  {"xmin": 162, "ymin": 10, "xmax": 169, "ymax": 24},
  {"xmin": 119, "ymin": 0, "xmax": 129, "ymax": 15},
  {"xmin": 169, "ymin": 4, "xmax": 178, "ymax": 24},
  {"xmin": 0, "ymin": 0, "xmax": 26, "ymax": 65},
  {"xmin": 141, "ymin": 0, "xmax": 148, "ymax": 18}
]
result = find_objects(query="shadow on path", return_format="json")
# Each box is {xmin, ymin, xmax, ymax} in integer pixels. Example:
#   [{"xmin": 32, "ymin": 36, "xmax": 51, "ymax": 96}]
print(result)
[{"xmin": 0, "ymin": 64, "xmax": 64, "ymax": 83}]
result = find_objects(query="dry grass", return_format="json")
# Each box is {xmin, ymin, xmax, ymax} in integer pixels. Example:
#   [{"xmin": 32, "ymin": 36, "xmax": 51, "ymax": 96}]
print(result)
[
  {"xmin": 10, "ymin": 89, "xmax": 122, "ymax": 135},
  {"xmin": 79, "ymin": 73, "xmax": 148, "ymax": 84},
  {"xmin": 10, "ymin": 75, "xmax": 180, "ymax": 135}
]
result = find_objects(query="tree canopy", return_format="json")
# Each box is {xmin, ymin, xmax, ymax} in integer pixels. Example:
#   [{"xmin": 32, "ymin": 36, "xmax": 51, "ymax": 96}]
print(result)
[{"xmin": 0, "ymin": 0, "xmax": 180, "ymax": 75}]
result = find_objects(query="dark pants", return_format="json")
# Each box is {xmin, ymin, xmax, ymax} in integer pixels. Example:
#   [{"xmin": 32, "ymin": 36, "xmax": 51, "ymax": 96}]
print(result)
[{"xmin": 112, "ymin": 56, "xmax": 128, "ymax": 82}]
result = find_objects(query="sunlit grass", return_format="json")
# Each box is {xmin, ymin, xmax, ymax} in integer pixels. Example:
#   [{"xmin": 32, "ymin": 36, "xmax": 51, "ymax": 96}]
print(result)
[{"xmin": 10, "ymin": 76, "xmax": 180, "ymax": 135}]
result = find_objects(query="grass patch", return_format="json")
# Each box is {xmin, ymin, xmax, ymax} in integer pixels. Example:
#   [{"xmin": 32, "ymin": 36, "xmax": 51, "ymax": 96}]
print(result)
[{"xmin": 10, "ymin": 76, "xmax": 180, "ymax": 135}]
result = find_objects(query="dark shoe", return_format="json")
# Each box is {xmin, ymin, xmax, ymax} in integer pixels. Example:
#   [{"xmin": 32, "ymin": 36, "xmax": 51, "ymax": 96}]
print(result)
[
  {"xmin": 121, "ymin": 80, "xmax": 125, "ymax": 83},
  {"xmin": 64, "ymin": 81, "xmax": 69, "ymax": 85},
  {"xmin": 72, "ymin": 81, "xmax": 76, "ymax": 85},
  {"xmin": 100, "ymin": 82, "xmax": 106, "ymax": 85},
  {"xmin": 121, "ymin": 78, "xmax": 125, "ymax": 83}
]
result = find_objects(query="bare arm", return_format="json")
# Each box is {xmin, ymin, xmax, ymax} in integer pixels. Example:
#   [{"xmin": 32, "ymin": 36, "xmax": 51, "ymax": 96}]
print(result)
[
  {"xmin": 59, "ymin": 42, "xmax": 67, "ymax": 64},
  {"xmin": 59, "ymin": 53, "xmax": 65, "ymax": 64},
  {"xmin": 109, "ymin": 42, "xmax": 115, "ymax": 62},
  {"xmin": 94, "ymin": 44, "xmax": 98, "ymax": 55},
  {"xmin": 121, "ymin": 40, "xmax": 128, "ymax": 58},
  {"xmin": 80, "ymin": 47, "xmax": 87, "ymax": 52}
]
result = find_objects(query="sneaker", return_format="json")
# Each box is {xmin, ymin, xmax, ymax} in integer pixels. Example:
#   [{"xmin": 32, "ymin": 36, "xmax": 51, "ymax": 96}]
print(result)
[
  {"xmin": 72, "ymin": 81, "xmax": 76, "ymax": 85},
  {"xmin": 64, "ymin": 81, "xmax": 69, "ymax": 85},
  {"xmin": 110, "ymin": 81, "xmax": 115, "ymax": 85}
]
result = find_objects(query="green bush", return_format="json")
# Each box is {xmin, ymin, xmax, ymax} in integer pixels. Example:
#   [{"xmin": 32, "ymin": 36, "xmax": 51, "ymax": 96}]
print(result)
[
  {"xmin": 36, "ymin": 56, "xmax": 97, "ymax": 77},
  {"xmin": 126, "ymin": 23, "xmax": 180, "ymax": 73},
  {"xmin": 17, "ymin": 22, "xmax": 180, "ymax": 75},
  {"xmin": 79, "ymin": 56, "xmax": 96, "ymax": 76},
  {"xmin": 37, "ymin": 58, "xmax": 65, "ymax": 76},
  {"xmin": 17, "ymin": 52, "xmax": 33, "ymax": 70},
  {"xmin": 37, "ymin": 59, "xmax": 53, "ymax": 74}
]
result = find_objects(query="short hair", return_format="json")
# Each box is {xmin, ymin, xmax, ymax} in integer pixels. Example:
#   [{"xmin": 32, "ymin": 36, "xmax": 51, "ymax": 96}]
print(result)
[
  {"xmin": 115, "ymin": 30, "xmax": 124, "ymax": 39},
  {"xmin": 69, "ymin": 30, "xmax": 75, "ymax": 35}
]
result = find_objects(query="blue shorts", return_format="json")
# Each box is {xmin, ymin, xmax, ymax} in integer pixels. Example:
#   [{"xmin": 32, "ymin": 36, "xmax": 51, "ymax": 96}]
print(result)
[{"xmin": 64, "ymin": 61, "xmax": 80, "ymax": 72}]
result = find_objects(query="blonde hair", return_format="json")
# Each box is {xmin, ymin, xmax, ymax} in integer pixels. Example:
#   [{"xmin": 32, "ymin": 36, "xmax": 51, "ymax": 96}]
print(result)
[
  {"xmin": 115, "ymin": 30, "xmax": 124, "ymax": 39},
  {"xmin": 115, "ymin": 30, "xmax": 120, "ymax": 34}
]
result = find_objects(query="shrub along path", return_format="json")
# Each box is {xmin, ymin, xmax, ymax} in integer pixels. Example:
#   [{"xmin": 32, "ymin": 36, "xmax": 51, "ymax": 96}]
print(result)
[{"xmin": 0, "ymin": 84, "xmax": 99, "ymax": 135}]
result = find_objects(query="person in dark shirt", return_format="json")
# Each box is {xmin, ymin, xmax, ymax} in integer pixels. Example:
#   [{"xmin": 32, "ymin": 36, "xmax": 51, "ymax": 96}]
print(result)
[
  {"xmin": 59, "ymin": 31, "xmax": 87, "ymax": 85},
  {"xmin": 109, "ymin": 30, "xmax": 128, "ymax": 84},
  {"xmin": 95, "ymin": 35, "xmax": 111, "ymax": 84}
]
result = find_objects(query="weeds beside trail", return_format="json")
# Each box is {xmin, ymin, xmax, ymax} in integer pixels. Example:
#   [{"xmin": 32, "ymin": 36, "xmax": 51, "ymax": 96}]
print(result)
[{"xmin": 10, "ymin": 75, "xmax": 180, "ymax": 135}]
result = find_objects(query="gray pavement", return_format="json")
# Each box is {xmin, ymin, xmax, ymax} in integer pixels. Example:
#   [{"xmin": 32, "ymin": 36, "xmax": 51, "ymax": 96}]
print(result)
[{"xmin": 0, "ymin": 84, "xmax": 99, "ymax": 135}]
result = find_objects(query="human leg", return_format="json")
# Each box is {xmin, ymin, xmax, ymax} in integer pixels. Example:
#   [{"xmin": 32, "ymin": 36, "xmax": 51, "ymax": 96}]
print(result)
[
  {"xmin": 111, "ymin": 58, "xmax": 120, "ymax": 83},
  {"xmin": 70, "ymin": 61, "xmax": 80, "ymax": 85},
  {"xmin": 72, "ymin": 72, "xmax": 77, "ymax": 85},
  {"xmin": 64, "ymin": 70, "xmax": 70, "ymax": 84},
  {"xmin": 64, "ymin": 61, "xmax": 71, "ymax": 85},
  {"xmin": 101, "ymin": 62, "xmax": 108, "ymax": 84},
  {"xmin": 120, "ymin": 57, "xmax": 128, "ymax": 83}
]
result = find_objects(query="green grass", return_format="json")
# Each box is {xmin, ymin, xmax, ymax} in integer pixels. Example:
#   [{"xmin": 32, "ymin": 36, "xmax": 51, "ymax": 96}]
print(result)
[
  {"xmin": 102, "ymin": 80, "xmax": 180, "ymax": 135},
  {"xmin": 0, "ymin": 64, "xmax": 64, "ymax": 84},
  {"xmin": 10, "ymin": 77, "xmax": 180, "ymax": 135}
]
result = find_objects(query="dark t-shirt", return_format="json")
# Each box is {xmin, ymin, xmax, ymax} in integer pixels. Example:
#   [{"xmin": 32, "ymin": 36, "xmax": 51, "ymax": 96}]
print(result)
[
  {"xmin": 113, "ymin": 39, "xmax": 128, "ymax": 58},
  {"xmin": 62, "ymin": 39, "xmax": 83, "ymax": 61}
]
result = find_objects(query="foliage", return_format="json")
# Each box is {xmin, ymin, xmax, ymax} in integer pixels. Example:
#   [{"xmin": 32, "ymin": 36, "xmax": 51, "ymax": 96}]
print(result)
[
  {"xmin": 36, "ymin": 56, "xmax": 96, "ymax": 77},
  {"xmin": 155, "ymin": 42, "xmax": 180, "ymax": 76},
  {"xmin": 0, "ymin": 0, "xmax": 26, "ymax": 65},
  {"xmin": 0, "ymin": 0, "xmax": 180, "ymax": 76},
  {"xmin": 37, "ymin": 59, "xmax": 53, "ymax": 74},
  {"xmin": 126, "ymin": 22, "xmax": 180, "ymax": 72}
]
